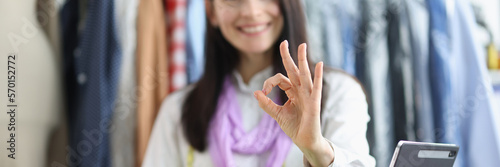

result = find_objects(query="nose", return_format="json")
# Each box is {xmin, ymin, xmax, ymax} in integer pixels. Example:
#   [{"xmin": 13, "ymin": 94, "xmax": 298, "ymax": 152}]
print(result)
[{"xmin": 240, "ymin": 0, "xmax": 263, "ymax": 18}]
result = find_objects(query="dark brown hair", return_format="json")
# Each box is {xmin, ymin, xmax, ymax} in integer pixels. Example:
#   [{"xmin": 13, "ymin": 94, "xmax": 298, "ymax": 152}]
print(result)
[{"xmin": 181, "ymin": 0, "xmax": 308, "ymax": 151}]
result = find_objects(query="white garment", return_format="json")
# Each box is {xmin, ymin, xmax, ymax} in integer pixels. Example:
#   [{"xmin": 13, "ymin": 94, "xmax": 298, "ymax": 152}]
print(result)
[
  {"xmin": 469, "ymin": 0, "xmax": 500, "ymax": 48},
  {"xmin": 143, "ymin": 66, "xmax": 376, "ymax": 167},
  {"xmin": 112, "ymin": 0, "xmax": 139, "ymax": 166}
]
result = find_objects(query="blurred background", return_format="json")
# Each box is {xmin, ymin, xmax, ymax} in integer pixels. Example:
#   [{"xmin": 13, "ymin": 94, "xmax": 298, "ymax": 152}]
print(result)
[{"xmin": 0, "ymin": 0, "xmax": 499, "ymax": 167}]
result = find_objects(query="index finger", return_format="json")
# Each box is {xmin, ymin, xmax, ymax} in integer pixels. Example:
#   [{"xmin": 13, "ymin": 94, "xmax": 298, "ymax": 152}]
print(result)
[{"xmin": 262, "ymin": 73, "xmax": 293, "ymax": 96}]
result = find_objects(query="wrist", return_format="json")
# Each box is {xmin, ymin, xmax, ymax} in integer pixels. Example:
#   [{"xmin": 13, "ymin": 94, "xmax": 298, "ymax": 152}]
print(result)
[{"xmin": 300, "ymin": 137, "xmax": 335, "ymax": 167}]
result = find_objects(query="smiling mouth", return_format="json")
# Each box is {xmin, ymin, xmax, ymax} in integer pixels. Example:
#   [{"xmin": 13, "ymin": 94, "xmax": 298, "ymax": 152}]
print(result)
[{"xmin": 238, "ymin": 23, "xmax": 271, "ymax": 35}]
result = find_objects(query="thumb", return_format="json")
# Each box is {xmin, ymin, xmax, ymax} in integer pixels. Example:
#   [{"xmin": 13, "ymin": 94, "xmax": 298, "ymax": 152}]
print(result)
[{"xmin": 254, "ymin": 90, "xmax": 281, "ymax": 119}]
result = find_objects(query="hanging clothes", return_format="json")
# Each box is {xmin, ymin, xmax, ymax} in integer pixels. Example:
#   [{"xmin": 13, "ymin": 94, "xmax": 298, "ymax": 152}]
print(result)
[
  {"xmin": 135, "ymin": 0, "xmax": 169, "ymax": 166},
  {"xmin": 472, "ymin": 4, "xmax": 499, "ymax": 70},
  {"xmin": 302, "ymin": 0, "xmax": 342, "ymax": 66},
  {"xmin": 358, "ymin": 0, "xmax": 395, "ymax": 166},
  {"xmin": 324, "ymin": 0, "xmax": 345, "ymax": 69},
  {"xmin": 62, "ymin": 0, "xmax": 122, "ymax": 166},
  {"xmin": 112, "ymin": 0, "xmax": 139, "ymax": 166},
  {"xmin": 426, "ymin": 0, "xmax": 451, "ymax": 144},
  {"xmin": 337, "ymin": 0, "xmax": 360, "ymax": 76},
  {"xmin": 405, "ymin": 0, "xmax": 435, "ymax": 143},
  {"xmin": 386, "ymin": 0, "xmax": 416, "ymax": 143},
  {"xmin": 186, "ymin": 0, "xmax": 206, "ymax": 84},
  {"xmin": 302, "ymin": 0, "xmax": 362, "ymax": 75},
  {"xmin": 61, "ymin": 0, "xmax": 79, "ymax": 125},
  {"xmin": 302, "ymin": 0, "xmax": 325, "ymax": 65},
  {"xmin": 470, "ymin": 0, "xmax": 500, "ymax": 49},
  {"xmin": 166, "ymin": 0, "xmax": 188, "ymax": 92},
  {"xmin": 447, "ymin": 0, "xmax": 500, "ymax": 166}
]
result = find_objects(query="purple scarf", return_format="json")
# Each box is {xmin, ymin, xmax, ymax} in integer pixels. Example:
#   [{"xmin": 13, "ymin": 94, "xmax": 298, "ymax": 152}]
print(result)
[{"xmin": 208, "ymin": 76, "xmax": 292, "ymax": 167}]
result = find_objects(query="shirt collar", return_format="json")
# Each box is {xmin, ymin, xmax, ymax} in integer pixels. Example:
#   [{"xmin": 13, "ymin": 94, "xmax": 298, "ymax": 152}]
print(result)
[{"xmin": 232, "ymin": 66, "xmax": 274, "ymax": 93}]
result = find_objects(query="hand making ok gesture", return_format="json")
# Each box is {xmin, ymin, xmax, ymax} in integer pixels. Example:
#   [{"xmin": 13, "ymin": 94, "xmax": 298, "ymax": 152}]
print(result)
[{"xmin": 253, "ymin": 40, "xmax": 334, "ymax": 166}]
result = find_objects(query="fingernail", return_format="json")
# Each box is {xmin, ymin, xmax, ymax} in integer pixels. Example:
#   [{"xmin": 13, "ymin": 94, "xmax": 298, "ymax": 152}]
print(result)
[
  {"xmin": 253, "ymin": 92, "xmax": 257, "ymax": 98},
  {"xmin": 284, "ymin": 40, "xmax": 288, "ymax": 47},
  {"xmin": 262, "ymin": 89, "xmax": 267, "ymax": 95}
]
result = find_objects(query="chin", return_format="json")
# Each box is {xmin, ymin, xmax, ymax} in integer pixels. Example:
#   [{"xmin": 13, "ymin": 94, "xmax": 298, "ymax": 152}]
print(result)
[{"xmin": 237, "ymin": 42, "xmax": 275, "ymax": 55}]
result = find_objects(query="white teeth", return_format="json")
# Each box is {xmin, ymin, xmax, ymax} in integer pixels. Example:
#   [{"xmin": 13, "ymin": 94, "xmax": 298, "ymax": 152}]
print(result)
[{"xmin": 241, "ymin": 25, "xmax": 267, "ymax": 33}]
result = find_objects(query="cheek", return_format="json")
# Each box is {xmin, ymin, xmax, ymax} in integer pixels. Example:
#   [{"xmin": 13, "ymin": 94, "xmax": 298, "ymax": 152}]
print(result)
[
  {"xmin": 268, "ymin": 2, "xmax": 284, "ymax": 32},
  {"xmin": 268, "ymin": 2, "xmax": 281, "ymax": 18},
  {"xmin": 215, "ymin": 6, "xmax": 237, "ymax": 29}
]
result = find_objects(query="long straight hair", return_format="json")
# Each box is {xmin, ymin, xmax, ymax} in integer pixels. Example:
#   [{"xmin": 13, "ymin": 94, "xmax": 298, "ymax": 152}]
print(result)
[{"xmin": 181, "ymin": 0, "xmax": 309, "ymax": 151}]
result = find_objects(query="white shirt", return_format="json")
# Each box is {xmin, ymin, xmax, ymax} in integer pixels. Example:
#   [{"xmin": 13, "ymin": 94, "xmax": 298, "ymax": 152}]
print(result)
[
  {"xmin": 143, "ymin": 66, "xmax": 376, "ymax": 167},
  {"xmin": 112, "ymin": 0, "xmax": 139, "ymax": 166}
]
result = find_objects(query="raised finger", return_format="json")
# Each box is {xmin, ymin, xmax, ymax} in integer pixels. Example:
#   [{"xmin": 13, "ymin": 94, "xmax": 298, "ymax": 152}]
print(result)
[
  {"xmin": 279, "ymin": 40, "xmax": 300, "ymax": 85},
  {"xmin": 312, "ymin": 62, "xmax": 324, "ymax": 99},
  {"xmin": 298, "ymin": 43, "xmax": 313, "ymax": 90}
]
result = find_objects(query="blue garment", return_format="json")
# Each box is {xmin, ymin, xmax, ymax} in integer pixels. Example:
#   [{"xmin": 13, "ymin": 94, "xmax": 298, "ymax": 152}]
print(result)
[
  {"xmin": 61, "ymin": 0, "xmax": 79, "ymax": 118},
  {"xmin": 332, "ymin": 0, "xmax": 361, "ymax": 77},
  {"xmin": 448, "ymin": 0, "xmax": 500, "ymax": 166},
  {"xmin": 337, "ymin": 1, "xmax": 357, "ymax": 76},
  {"xmin": 426, "ymin": 0, "xmax": 451, "ymax": 144},
  {"xmin": 323, "ymin": 0, "xmax": 343, "ymax": 69},
  {"xmin": 495, "ymin": 85, "xmax": 500, "ymax": 92},
  {"xmin": 359, "ymin": 0, "xmax": 395, "ymax": 166},
  {"xmin": 387, "ymin": 0, "xmax": 417, "ymax": 143},
  {"xmin": 405, "ymin": 0, "xmax": 435, "ymax": 143},
  {"xmin": 303, "ymin": 0, "xmax": 343, "ymax": 68},
  {"xmin": 186, "ymin": 0, "xmax": 206, "ymax": 84},
  {"xmin": 303, "ymin": 0, "xmax": 358, "ymax": 75},
  {"xmin": 64, "ymin": 0, "xmax": 122, "ymax": 166}
]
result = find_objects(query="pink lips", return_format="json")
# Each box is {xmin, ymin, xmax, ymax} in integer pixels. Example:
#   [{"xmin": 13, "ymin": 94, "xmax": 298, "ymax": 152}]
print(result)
[{"xmin": 237, "ymin": 22, "xmax": 271, "ymax": 37}]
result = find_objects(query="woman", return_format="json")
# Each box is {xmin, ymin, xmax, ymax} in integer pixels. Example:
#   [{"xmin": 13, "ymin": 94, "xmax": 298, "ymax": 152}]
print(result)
[{"xmin": 143, "ymin": 0, "xmax": 375, "ymax": 166}]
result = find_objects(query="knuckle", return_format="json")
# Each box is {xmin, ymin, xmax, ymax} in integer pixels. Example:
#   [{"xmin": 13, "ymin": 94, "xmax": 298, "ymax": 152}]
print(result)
[
  {"xmin": 280, "ymin": 79, "xmax": 290, "ymax": 86},
  {"xmin": 279, "ymin": 76, "xmax": 288, "ymax": 82},
  {"xmin": 265, "ymin": 98, "xmax": 274, "ymax": 106},
  {"xmin": 274, "ymin": 73, "xmax": 283, "ymax": 79},
  {"xmin": 263, "ymin": 80, "xmax": 269, "ymax": 87},
  {"xmin": 277, "ymin": 73, "xmax": 285, "ymax": 78},
  {"xmin": 296, "ymin": 80, "xmax": 301, "ymax": 86}
]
